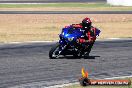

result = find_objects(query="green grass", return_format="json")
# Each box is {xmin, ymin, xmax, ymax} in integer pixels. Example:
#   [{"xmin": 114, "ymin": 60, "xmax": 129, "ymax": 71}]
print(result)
[
  {"xmin": 0, "ymin": 3, "xmax": 132, "ymax": 11},
  {"xmin": 0, "ymin": 3, "xmax": 111, "ymax": 8}
]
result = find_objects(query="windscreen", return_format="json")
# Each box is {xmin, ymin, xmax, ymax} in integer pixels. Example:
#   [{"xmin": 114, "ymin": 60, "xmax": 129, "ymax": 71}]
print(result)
[{"xmin": 67, "ymin": 28, "xmax": 76, "ymax": 34}]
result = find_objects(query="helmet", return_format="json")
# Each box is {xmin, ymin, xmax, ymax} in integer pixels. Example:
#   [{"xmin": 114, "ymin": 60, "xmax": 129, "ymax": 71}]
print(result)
[{"xmin": 82, "ymin": 17, "xmax": 92, "ymax": 29}]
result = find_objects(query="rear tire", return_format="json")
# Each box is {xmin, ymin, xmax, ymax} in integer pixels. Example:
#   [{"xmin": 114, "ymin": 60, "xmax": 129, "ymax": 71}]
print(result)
[
  {"xmin": 84, "ymin": 41, "xmax": 95, "ymax": 58},
  {"xmin": 73, "ymin": 51, "xmax": 82, "ymax": 58},
  {"xmin": 49, "ymin": 43, "xmax": 60, "ymax": 59}
]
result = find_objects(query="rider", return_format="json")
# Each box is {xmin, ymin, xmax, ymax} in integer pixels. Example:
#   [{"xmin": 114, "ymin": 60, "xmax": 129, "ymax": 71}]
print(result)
[
  {"xmin": 76, "ymin": 17, "xmax": 97, "ymax": 43},
  {"xmin": 66, "ymin": 17, "xmax": 100, "ymax": 56}
]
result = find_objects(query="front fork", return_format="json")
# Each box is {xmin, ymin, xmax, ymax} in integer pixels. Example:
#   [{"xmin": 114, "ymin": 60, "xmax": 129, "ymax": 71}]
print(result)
[
  {"xmin": 55, "ymin": 40, "xmax": 67, "ymax": 58},
  {"xmin": 55, "ymin": 46, "xmax": 66, "ymax": 58}
]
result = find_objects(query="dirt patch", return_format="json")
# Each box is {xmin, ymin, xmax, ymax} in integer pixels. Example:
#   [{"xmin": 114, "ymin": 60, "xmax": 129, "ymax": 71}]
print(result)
[{"xmin": 0, "ymin": 14, "xmax": 132, "ymax": 43}]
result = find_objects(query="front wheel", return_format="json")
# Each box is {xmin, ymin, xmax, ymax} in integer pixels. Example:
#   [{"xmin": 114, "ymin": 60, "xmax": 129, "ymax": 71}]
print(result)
[{"xmin": 49, "ymin": 43, "xmax": 60, "ymax": 59}]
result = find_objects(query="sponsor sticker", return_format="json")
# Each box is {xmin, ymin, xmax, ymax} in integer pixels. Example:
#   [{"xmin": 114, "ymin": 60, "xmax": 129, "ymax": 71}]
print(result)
[{"xmin": 79, "ymin": 67, "xmax": 131, "ymax": 86}]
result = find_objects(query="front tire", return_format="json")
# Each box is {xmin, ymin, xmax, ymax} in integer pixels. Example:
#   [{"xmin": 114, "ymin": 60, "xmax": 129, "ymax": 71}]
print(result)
[{"xmin": 49, "ymin": 43, "xmax": 60, "ymax": 59}]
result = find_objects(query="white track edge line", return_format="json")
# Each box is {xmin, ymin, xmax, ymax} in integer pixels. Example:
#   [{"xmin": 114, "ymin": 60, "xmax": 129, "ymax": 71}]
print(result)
[{"xmin": 1, "ymin": 38, "xmax": 127, "ymax": 44}]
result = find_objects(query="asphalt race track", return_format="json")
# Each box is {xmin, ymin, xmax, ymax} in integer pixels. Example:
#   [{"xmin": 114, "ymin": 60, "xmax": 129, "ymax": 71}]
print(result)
[
  {"xmin": 0, "ymin": 39, "xmax": 132, "ymax": 87},
  {"xmin": 0, "ymin": 11, "xmax": 132, "ymax": 14},
  {"xmin": 0, "ymin": 0, "xmax": 106, "ymax": 3}
]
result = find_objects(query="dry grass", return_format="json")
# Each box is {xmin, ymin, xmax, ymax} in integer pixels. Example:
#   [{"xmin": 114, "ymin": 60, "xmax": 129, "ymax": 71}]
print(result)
[{"xmin": 0, "ymin": 14, "xmax": 132, "ymax": 43}]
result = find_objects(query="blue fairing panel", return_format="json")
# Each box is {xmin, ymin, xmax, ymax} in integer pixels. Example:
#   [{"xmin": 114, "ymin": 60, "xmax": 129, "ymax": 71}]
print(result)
[{"xmin": 96, "ymin": 28, "xmax": 101, "ymax": 36}]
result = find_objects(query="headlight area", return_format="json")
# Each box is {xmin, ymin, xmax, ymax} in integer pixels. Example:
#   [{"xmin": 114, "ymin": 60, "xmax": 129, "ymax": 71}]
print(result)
[{"xmin": 68, "ymin": 37, "xmax": 74, "ymax": 42}]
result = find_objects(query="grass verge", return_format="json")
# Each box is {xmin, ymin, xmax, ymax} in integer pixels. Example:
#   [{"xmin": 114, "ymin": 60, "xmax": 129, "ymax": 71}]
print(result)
[
  {"xmin": 0, "ymin": 3, "xmax": 132, "ymax": 11},
  {"xmin": 0, "ymin": 3, "xmax": 111, "ymax": 8}
]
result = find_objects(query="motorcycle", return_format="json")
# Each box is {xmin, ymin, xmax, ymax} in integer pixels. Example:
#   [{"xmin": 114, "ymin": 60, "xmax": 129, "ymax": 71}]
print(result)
[{"xmin": 49, "ymin": 26, "xmax": 100, "ymax": 59}]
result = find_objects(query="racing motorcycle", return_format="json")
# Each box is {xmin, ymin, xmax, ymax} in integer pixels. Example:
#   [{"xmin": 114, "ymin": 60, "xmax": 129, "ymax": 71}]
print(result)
[{"xmin": 49, "ymin": 26, "xmax": 100, "ymax": 59}]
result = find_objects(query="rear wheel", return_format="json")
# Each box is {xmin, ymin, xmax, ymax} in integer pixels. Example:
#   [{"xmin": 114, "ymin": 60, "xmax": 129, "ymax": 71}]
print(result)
[
  {"xmin": 84, "ymin": 41, "xmax": 95, "ymax": 58},
  {"xmin": 73, "ymin": 51, "xmax": 82, "ymax": 58},
  {"xmin": 73, "ymin": 54, "xmax": 79, "ymax": 58},
  {"xmin": 49, "ymin": 43, "xmax": 60, "ymax": 59}
]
